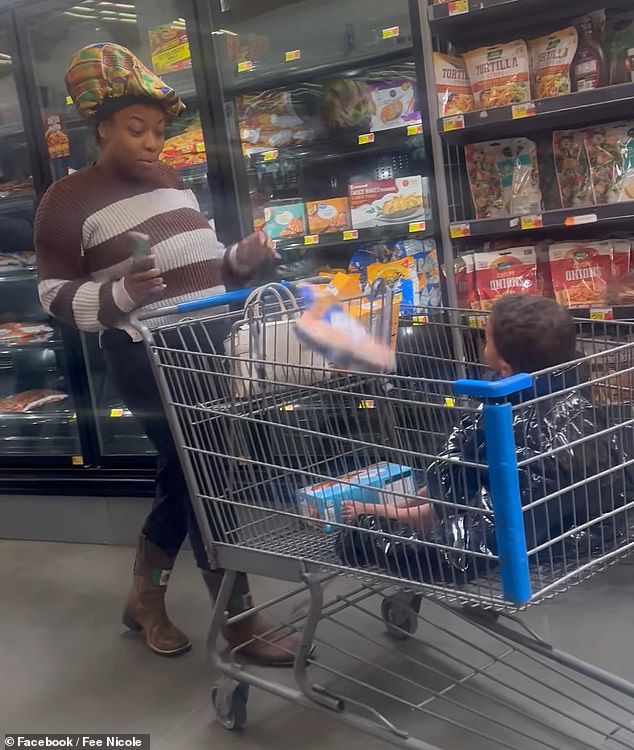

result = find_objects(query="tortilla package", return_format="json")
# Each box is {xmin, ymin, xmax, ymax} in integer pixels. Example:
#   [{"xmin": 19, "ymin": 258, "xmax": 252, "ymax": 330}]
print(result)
[
  {"xmin": 432, "ymin": 52, "xmax": 474, "ymax": 117},
  {"xmin": 528, "ymin": 27, "xmax": 578, "ymax": 99},
  {"xmin": 553, "ymin": 129, "xmax": 593, "ymax": 209},
  {"xmin": 474, "ymin": 248, "xmax": 538, "ymax": 311},
  {"xmin": 464, "ymin": 40, "xmax": 531, "ymax": 110},
  {"xmin": 549, "ymin": 241, "xmax": 614, "ymax": 308},
  {"xmin": 584, "ymin": 122, "xmax": 634, "ymax": 204}
]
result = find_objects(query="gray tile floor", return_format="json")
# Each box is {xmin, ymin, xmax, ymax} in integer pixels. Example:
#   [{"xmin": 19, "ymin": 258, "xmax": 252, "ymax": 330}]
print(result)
[{"xmin": 1, "ymin": 539, "xmax": 634, "ymax": 750}]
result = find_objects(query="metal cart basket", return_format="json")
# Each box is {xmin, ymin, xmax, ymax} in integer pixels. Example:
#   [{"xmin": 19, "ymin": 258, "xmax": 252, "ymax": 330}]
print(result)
[{"xmin": 132, "ymin": 286, "xmax": 634, "ymax": 750}]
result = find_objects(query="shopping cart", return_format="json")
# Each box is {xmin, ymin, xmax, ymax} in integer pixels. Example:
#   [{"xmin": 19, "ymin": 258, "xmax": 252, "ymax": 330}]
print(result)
[{"xmin": 131, "ymin": 285, "xmax": 634, "ymax": 750}]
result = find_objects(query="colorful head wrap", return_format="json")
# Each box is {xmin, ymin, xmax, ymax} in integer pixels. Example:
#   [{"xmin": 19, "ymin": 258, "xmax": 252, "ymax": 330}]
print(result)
[{"xmin": 65, "ymin": 43, "xmax": 185, "ymax": 121}]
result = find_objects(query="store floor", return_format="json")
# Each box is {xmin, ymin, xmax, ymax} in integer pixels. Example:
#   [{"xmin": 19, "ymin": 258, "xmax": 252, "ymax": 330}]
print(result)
[{"xmin": 1, "ymin": 540, "xmax": 634, "ymax": 750}]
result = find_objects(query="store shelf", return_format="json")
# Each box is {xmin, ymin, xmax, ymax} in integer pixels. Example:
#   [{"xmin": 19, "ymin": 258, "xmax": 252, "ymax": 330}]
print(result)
[
  {"xmin": 449, "ymin": 202, "xmax": 634, "ymax": 242},
  {"xmin": 438, "ymin": 83, "xmax": 634, "ymax": 146},
  {"xmin": 225, "ymin": 48, "xmax": 414, "ymax": 96},
  {"xmin": 0, "ymin": 266, "xmax": 36, "ymax": 282},
  {"xmin": 246, "ymin": 123, "xmax": 425, "ymax": 168}
]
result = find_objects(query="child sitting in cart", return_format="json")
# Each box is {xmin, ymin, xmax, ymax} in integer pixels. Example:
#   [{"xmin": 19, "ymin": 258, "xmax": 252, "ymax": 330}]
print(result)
[{"xmin": 339, "ymin": 294, "xmax": 632, "ymax": 576}]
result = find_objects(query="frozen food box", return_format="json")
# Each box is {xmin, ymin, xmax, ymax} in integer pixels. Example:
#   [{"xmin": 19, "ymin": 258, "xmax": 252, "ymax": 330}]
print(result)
[
  {"xmin": 306, "ymin": 198, "xmax": 351, "ymax": 234},
  {"xmin": 369, "ymin": 78, "xmax": 422, "ymax": 132},
  {"xmin": 349, "ymin": 176, "xmax": 428, "ymax": 229},
  {"xmin": 263, "ymin": 202, "xmax": 306, "ymax": 240},
  {"xmin": 296, "ymin": 462, "xmax": 415, "ymax": 533}
]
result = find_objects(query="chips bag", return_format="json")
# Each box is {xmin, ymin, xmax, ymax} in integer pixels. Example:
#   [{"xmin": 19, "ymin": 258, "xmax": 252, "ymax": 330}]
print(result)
[
  {"xmin": 432, "ymin": 52, "xmax": 474, "ymax": 116},
  {"xmin": 474, "ymin": 248, "xmax": 538, "ymax": 312},
  {"xmin": 549, "ymin": 241, "xmax": 614, "ymax": 308},
  {"xmin": 464, "ymin": 40, "xmax": 531, "ymax": 110},
  {"xmin": 528, "ymin": 27, "xmax": 578, "ymax": 99}
]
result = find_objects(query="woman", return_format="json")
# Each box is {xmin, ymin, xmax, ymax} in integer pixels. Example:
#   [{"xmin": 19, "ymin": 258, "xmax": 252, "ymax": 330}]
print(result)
[{"xmin": 35, "ymin": 43, "xmax": 297, "ymax": 665}]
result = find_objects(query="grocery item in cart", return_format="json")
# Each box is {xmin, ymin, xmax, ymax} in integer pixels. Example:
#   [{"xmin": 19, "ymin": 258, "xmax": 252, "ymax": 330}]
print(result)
[
  {"xmin": 296, "ymin": 462, "xmax": 414, "ymax": 533},
  {"xmin": 0, "ymin": 322, "xmax": 54, "ymax": 345},
  {"xmin": 528, "ymin": 27, "xmax": 578, "ymax": 99},
  {"xmin": 474, "ymin": 248, "xmax": 537, "ymax": 311},
  {"xmin": 305, "ymin": 198, "xmax": 351, "ymax": 234},
  {"xmin": 348, "ymin": 176, "xmax": 428, "ymax": 229},
  {"xmin": 0, "ymin": 390, "xmax": 67, "ymax": 413},
  {"xmin": 464, "ymin": 40, "xmax": 531, "ymax": 110},
  {"xmin": 584, "ymin": 122, "xmax": 634, "ymax": 203},
  {"xmin": 432, "ymin": 52, "xmax": 474, "ymax": 116},
  {"xmin": 549, "ymin": 241, "xmax": 614, "ymax": 307},
  {"xmin": 368, "ymin": 77, "xmax": 421, "ymax": 132},
  {"xmin": 553, "ymin": 129, "xmax": 593, "ymax": 209},
  {"xmin": 262, "ymin": 202, "xmax": 306, "ymax": 240}
]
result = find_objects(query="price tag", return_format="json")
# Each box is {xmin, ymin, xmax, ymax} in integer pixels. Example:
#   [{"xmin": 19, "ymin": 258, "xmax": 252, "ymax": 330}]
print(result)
[
  {"xmin": 65, "ymin": 95, "xmax": 73, "ymax": 106},
  {"xmin": 520, "ymin": 214, "xmax": 543, "ymax": 230},
  {"xmin": 409, "ymin": 221, "xmax": 426, "ymax": 233},
  {"xmin": 237, "ymin": 60, "xmax": 253, "ymax": 73},
  {"xmin": 195, "ymin": 142, "xmax": 206, "ymax": 153},
  {"xmin": 448, "ymin": 0, "xmax": 469, "ymax": 15},
  {"xmin": 342, "ymin": 230, "xmax": 359, "ymax": 241},
  {"xmin": 564, "ymin": 213, "xmax": 598, "ymax": 226},
  {"xmin": 590, "ymin": 308, "xmax": 614, "ymax": 321},
  {"xmin": 407, "ymin": 122, "xmax": 424, "ymax": 136},
  {"xmin": 450, "ymin": 222, "xmax": 471, "ymax": 239},
  {"xmin": 358, "ymin": 400, "xmax": 376, "ymax": 410},
  {"xmin": 443, "ymin": 115, "xmax": 465, "ymax": 132},
  {"xmin": 262, "ymin": 149, "xmax": 279, "ymax": 162},
  {"xmin": 110, "ymin": 408, "xmax": 124, "ymax": 418},
  {"xmin": 468, "ymin": 316, "xmax": 486, "ymax": 329},
  {"xmin": 285, "ymin": 49, "xmax": 301, "ymax": 62},
  {"xmin": 382, "ymin": 26, "xmax": 400, "ymax": 40},
  {"xmin": 512, "ymin": 102, "xmax": 536, "ymax": 120},
  {"xmin": 304, "ymin": 234, "xmax": 320, "ymax": 246},
  {"xmin": 358, "ymin": 133, "xmax": 375, "ymax": 145},
  {"xmin": 72, "ymin": 456, "xmax": 84, "ymax": 466},
  {"xmin": 444, "ymin": 397, "xmax": 456, "ymax": 408}
]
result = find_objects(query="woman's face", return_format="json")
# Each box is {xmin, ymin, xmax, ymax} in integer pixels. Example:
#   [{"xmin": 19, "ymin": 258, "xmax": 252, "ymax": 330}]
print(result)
[{"xmin": 98, "ymin": 103, "xmax": 166, "ymax": 180}]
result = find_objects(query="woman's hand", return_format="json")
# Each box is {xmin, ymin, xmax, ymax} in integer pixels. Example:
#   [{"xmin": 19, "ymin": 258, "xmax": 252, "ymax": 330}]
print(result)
[
  {"xmin": 123, "ymin": 255, "xmax": 166, "ymax": 305},
  {"xmin": 234, "ymin": 231, "xmax": 279, "ymax": 277}
]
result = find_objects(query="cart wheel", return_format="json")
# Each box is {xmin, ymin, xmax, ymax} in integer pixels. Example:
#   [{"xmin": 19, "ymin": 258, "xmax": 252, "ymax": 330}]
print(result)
[
  {"xmin": 382, "ymin": 595, "xmax": 420, "ymax": 640},
  {"xmin": 212, "ymin": 679, "xmax": 249, "ymax": 731}
]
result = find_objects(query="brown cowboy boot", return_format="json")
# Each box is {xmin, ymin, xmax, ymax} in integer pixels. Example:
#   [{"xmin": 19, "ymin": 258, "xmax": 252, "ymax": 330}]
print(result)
[
  {"xmin": 122, "ymin": 537, "xmax": 191, "ymax": 657},
  {"xmin": 202, "ymin": 570, "xmax": 299, "ymax": 666}
]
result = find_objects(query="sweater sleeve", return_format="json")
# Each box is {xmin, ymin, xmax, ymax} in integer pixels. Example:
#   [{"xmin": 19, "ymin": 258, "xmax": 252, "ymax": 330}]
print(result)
[{"xmin": 35, "ymin": 180, "xmax": 136, "ymax": 333}]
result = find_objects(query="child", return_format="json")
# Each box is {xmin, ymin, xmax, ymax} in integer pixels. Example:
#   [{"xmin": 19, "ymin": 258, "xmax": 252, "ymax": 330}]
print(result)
[{"xmin": 339, "ymin": 295, "xmax": 630, "ymax": 575}]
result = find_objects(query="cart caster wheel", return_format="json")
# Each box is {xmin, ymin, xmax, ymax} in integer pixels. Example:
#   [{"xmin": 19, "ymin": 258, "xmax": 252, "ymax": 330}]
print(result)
[
  {"xmin": 212, "ymin": 679, "xmax": 249, "ymax": 731},
  {"xmin": 382, "ymin": 595, "xmax": 421, "ymax": 640}
]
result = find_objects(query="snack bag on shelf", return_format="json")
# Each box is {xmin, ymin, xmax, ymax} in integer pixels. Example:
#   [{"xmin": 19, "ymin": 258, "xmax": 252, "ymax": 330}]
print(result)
[
  {"xmin": 584, "ymin": 122, "xmax": 634, "ymax": 204},
  {"xmin": 454, "ymin": 253, "xmax": 479, "ymax": 310},
  {"xmin": 465, "ymin": 140, "xmax": 512, "ymax": 219},
  {"xmin": 432, "ymin": 52, "xmax": 475, "ymax": 117},
  {"xmin": 306, "ymin": 198, "xmax": 351, "ymax": 234},
  {"xmin": 553, "ymin": 129, "xmax": 594, "ymax": 209},
  {"xmin": 368, "ymin": 78, "xmax": 421, "ymax": 132},
  {"xmin": 464, "ymin": 40, "xmax": 531, "ymax": 110},
  {"xmin": 321, "ymin": 79, "xmax": 375, "ymax": 134},
  {"xmin": 528, "ymin": 27, "xmax": 578, "ymax": 99},
  {"xmin": 393, "ymin": 239, "xmax": 442, "ymax": 312},
  {"xmin": 474, "ymin": 248, "xmax": 538, "ymax": 311},
  {"xmin": 511, "ymin": 138, "xmax": 543, "ymax": 215},
  {"xmin": 263, "ymin": 202, "xmax": 306, "ymax": 240},
  {"xmin": 612, "ymin": 239, "xmax": 631, "ymax": 276},
  {"xmin": 549, "ymin": 241, "xmax": 614, "ymax": 308},
  {"xmin": 536, "ymin": 242, "xmax": 555, "ymax": 298},
  {"xmin": 348, "ymin": 176, "xmax": 428, "ymax": 229}
]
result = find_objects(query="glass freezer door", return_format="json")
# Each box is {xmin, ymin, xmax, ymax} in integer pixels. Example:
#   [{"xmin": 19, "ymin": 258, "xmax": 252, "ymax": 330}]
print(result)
[{"xmin": 20, "ymin": 0, "xmax": 217, "ymax": 458}]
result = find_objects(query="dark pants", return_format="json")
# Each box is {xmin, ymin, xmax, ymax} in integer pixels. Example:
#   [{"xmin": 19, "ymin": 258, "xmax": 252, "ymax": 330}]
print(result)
[{"xmin": 102, "ymin": 328, "xmax": 249, "ymax": 605}]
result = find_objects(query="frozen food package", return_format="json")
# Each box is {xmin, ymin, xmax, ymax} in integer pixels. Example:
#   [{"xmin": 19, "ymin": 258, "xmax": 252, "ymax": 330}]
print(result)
[
  {"xmin": 465, "ymin": 140, "xmax": 514, "ymax": 219},
  {"xmin": 322, "ymin": 79, "xmax": 375, "ymax": 133},
  {"xmin": 553, "ymin": 129, "xmax": 593, "ymax": 208},
  {"xmin": 549, "ymin": 241, "xmax": 614, "ymax": 308},
  {"xmin": 536, "ymin": 242, "xmax": 555, "ymax": 298},
  {"xmin": 455, "ymin": 253, "xmax": 479, "ymax": 309},
  {"xmin": 606, "ymin": 10, "xmax": 634, "ymax": 84},
  {"xmin": 528, "ymin": 27, "xmax": 578, "ymax": 99},
  {"xmin": 612, "ymin": 239, "xmax": 631, "ymax": 276},
  {"xmin": 511, "ymin": 138, "xmax": 542, "ymax": 215},
  {"xmin": 368, "ymin": 77, "xmax": 421, "ymax": 132},
  {"xmin": 0, "ymin": 390, "xmax": 68, "ymax": 413},
  {"xmin": 349, "ymin": 176, "xmax": 428, "ymax": 229},
  {"xmin": 474, "ymin": 248, "xmax": 538, "ymax": 312},
  {"xmin": 584, "ymin": 122, "xmax": 634, "ymax": 204},
  {"xmin": 432, "ymin": 52, "xmax": 475, "ymax": 117},
  {"xmin": 306, "ymin": 198, "xmax": 351, "ymax": 234},
  {"xmin": 464, "ymin": 40, "xmax": 531, "ymax": 110}
]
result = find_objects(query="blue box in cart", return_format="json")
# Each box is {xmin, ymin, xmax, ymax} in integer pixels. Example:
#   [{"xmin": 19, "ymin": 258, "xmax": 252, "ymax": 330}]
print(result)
[{"xmin": 296, "ymin": 462, "xmax": 415, "ymax": 533}]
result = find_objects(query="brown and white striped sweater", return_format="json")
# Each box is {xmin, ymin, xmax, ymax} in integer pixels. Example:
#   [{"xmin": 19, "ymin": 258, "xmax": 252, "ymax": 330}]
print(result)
[{"xmin": 35, "ymin": 162, "xmax": 239, "ymax": 341}]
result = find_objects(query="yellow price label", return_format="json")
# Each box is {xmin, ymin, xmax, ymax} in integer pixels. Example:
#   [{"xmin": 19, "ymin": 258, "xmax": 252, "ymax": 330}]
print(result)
[
  {"xmin": 342, "ymin": 230, "xmax": 359, "ymax": 241},
  {"xmin": 590, "ymin": 308, "xmax": 614, "ymax": 321},
  {"xmin": 448, "ymin": 0, "xmax": 469, "ymax": 14},
  {"xmin": 520, "ymin": 214, "xmax": 543, "ymax": 230},
  {"xmin": 442, "ymin": 115, "xmax": 465, "ymax": 132},
  {"xmin": 407, "ymin": 123, "xmax": 423, "ymax": 136},
  {"xmin": 66, "ymin": 96, "xmax": 74, "ymax": 106},
  {"xmin": 450, "ymin": 222, "xmax": 471, "ymax": 239},
  {"xmin": 358, "ymin": 133, "xmax": 375, "ymax": 145},
  {"xmin": 382, "ymin": 26, "xmax": 400, "ymax": 39},
  {"xmin": 72, "ymin": 456, "xmax": 84, "ymax": 466},
  {"xmin": 110, "ymin": 408, "xmax": 124, "ymax": 418},
  {"xmin": 512, "ymin": 102, "xmax": 536, "ymax": 120},
  {"xmin": 444, "ymin": 397, "xmax": 456, "ymax": 408},
  {"xmin": 285, "ymin": 49, "xmax": 301, "ymax": 62},
  {"xmin": 262, "ymin": 149, "xmax": 279, "ymax": 162},
  {"xmin": 304, "ymin": 234, "xmax": 320, "ymax": 246},
  {"xmin": 237, "ymin": 60, "xmax": 253, "ymax": 73},
  {"xmin": 358, "ymin": 400, "xmax": 376, "ymax": 410},
  {"xmin": 194, "ymin": 142, "xmax": 206, "ymax": 153},
  {"xmin": 409, "ymin": 221, "xmax": 426, "ymax": 233}
]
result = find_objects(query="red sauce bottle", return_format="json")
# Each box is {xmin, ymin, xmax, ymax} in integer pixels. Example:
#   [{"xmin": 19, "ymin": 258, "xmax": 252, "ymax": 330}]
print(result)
[{"xmin": 572, "ymin": 17, "xmax": 608, "ymax": 91}]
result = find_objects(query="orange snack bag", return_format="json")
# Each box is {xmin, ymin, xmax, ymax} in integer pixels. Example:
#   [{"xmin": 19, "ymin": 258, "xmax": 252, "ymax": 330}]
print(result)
[
  {"xmin": 549, "ymin": 241, "xmax": 613, "ymax": 308},
  {"xmin": 474, "ymin": 248, "xmax": 537, "ymax": 311}
]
